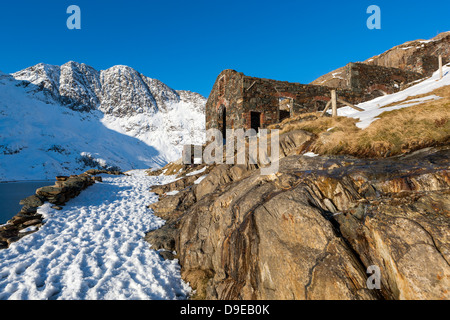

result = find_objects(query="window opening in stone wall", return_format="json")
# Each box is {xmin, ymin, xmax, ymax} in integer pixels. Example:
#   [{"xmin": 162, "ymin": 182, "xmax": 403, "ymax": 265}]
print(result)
[
  {"xmin": 218, "ymin": 105, "xmax": 226, "ymax": 140},
  {"xmin": 250, "ymin": 111, "xmax": 261, "ymax": 133},
  {"xmin": 278, "ymin": 97, "xmax": 292, "ymax": 122}
]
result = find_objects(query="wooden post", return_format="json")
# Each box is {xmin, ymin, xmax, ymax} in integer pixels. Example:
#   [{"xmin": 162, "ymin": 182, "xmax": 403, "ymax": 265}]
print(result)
[
  {"xmin": 337, "ymin": 98, "xmax": 364, "ymax": 112},
  {"xmin": 331, "ymin": 90, "xmax": 337, "ymax": 117},
  {"xmin": 439, "ymin": 55, "xmax": 443, "ymax": 80},
  {"xmin": 320, "ymin": 100, "xmax": 332, "ymax": 117}
]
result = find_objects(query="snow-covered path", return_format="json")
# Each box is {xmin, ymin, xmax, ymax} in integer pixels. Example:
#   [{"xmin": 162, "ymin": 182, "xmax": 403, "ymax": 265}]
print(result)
[{"xmin": 0, "ymin": 170, "xmax": 191, "ymax": 300}]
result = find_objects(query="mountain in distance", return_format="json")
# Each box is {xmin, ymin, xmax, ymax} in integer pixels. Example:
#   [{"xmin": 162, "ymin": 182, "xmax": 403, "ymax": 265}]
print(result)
[
  {"xmin": 311, "ymin": 31, "xmax": 450, "ymax": 88},
  {"xmin": 0, "ymin": 62, "xmax": 206, "ymax": 181}
]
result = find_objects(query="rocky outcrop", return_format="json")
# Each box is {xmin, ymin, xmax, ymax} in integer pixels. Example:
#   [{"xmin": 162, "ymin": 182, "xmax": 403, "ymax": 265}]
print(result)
[
  {"xmin": 145, "ymin": 145, "xmax": 449, "ymax": 300},
  {"xmin": 12, "ymin": 62, "xmax": 206, "ymax": 116},
  {"xmin": 0, "ymin": 170, "xmax": 122, "ymax": 249},
  {"xmin": 362, "ymin": 32, "xmax": 450, "ymax": 77},
  {"xmin": 336, "ymin": 190, "xmax": 449, "ymax": 300},
  {"xmin": 312, "ymin": 32, "xmax": 450, "ymax": 88}
]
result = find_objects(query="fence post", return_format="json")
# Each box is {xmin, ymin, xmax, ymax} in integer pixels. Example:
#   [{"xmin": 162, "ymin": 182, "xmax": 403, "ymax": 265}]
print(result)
[
  {"xmin": 331, "ymin": 90, "xmax": 338, "ymax": 117},
  {"xmin": 439, "ymin": 55, "xmax": 443, "ymax": 80}
]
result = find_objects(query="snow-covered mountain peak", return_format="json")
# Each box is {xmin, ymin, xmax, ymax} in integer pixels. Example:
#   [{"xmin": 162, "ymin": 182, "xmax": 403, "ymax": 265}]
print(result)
[
  {"xmin": 10, "ymin": 61, "xmax": 206, "ymax": 116},
  {"xmin": 59, "ymin": 61, "xmax": 102, "ymax": 111},
  {"xmin": 1, "ymin": 62, "xmax": 206, "ymax": 181},
  {"xmin": 13, "ymin": 63, "xmax": 62, "ymax": 100},
  {"xmin": 62, "ymin": 61, "xmax": 84, "ymax": 68},
  {"xmin": 99, "ymin": 65, "xmax": 159, "ymax": 116},
  {"xmin": 176, "ymin": 90, "xmax": 206, "ymax": 113},
  {"xmin": 104, "ymin": 64, "xmax": 136, "ymax": 73}
]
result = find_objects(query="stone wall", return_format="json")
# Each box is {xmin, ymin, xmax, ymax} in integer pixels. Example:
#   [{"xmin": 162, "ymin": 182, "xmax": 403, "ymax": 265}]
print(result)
[
  {"xmin": 241, "ymin": 76, "xmax": 361, "ymax": 129},
  {"xmin": 205, "ymin": 70, "xmax": 363, "ymax": 131},
  {"xmin": 206, "ymin": 70, "xmax": 362, "ymax": 130},
  {"xmin": 205, "ymin": 70, "xmax": 244, "ymax": 133},
  {"xmin": 347, "ymin": 63, "xmax": 423, "ymax": 98},
  {"xmin": 205, "ymin": 57, "xmax": 435, "ymax": 132},
  {"xmin": 0, "ymin": 169, "xmax": 122, "ymax": 249}
]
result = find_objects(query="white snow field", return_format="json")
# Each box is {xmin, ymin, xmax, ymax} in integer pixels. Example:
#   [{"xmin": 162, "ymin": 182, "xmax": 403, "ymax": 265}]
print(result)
[
  {"xmin": 336, "ymin": 63, "xmax": 450, "ymax": 129},
  {"xmin": 0, "ymin": 170, "xmax": 191, "ymax": 300},
  {"xmin": 0, "ymin": 66, "xmax": 205, "ymax": 181}
]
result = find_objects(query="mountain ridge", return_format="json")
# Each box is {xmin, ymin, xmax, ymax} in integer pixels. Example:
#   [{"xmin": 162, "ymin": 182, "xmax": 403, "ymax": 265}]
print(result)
[
  {"xmin": 0, "ymin": 62, "xmax": 206, "ymax": 181},
  {"xmin": 12, "ymin": 61, "xmax": 204, "ymax": 115},
  {"xmin": 311, "ymin": 31, "xmax": 450, "ymax": 88}
]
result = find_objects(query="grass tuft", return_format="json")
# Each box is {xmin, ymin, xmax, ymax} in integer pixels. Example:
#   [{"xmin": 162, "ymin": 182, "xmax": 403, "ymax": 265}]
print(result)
[{"xmin": 277, "ymin": 86, "xmax": 450, "ymax": 158}]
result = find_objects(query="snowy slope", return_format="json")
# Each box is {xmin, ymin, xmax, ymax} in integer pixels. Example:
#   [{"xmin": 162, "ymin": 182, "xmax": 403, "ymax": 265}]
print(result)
[
  {"xmin": 0, "ymin": 171, "xmax": 191, "ymax": 300},
  {"xmin": 0, "ymin": 63, "xmax": 206, "ymax": 181},
  {"xmin": 337, "ymin": 63, "xmax": 450, "ymax": 129}
]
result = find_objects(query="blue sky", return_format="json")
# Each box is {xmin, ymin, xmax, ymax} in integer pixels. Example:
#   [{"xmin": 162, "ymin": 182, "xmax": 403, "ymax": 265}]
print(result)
[{"xmin": 0, "ymin": 0, "xmax": 449, "ymax": 97}]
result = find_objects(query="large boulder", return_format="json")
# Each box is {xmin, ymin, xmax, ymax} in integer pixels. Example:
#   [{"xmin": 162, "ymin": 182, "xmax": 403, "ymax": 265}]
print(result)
[
  {"xmin": 147, "ymin": 146, "xmax": 449, "ymax": 300},
  {"xmin": 336, "ymin": 191, "xmax": 450, "ymax": 300}
]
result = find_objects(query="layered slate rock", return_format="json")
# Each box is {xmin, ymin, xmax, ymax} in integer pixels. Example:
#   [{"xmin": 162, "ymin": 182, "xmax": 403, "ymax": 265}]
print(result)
[
  {"xmin": 312, "ymin": 32, "xmax": 450, "ymax": 89},
  {"xmin": 145, "ymin": 146, "xmax": 449, "ymax": 300}
]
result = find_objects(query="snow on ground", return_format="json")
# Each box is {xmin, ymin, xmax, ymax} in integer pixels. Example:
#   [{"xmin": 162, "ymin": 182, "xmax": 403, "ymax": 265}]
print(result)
[
  {"xmin": 336, "ymin": 64, "xmax": 450, "ymax": 129},
  {"xmin": 0, "ymin": 170, "xmax": 191, "ymax": 300},
  {"xmin": 100, "ymin": 100, "xmax": 205, "ymax": 164},
  {"xmin": 303, "ymin": 152, "xmax": 319, "ymax": 158},
  {"xmin": 186, "ymin": 167, "xmax": 207, "ymax": 176}
]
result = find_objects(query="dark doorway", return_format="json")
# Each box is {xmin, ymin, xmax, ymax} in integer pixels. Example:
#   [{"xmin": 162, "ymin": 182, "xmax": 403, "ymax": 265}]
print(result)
[
  {"xmin": 218, "ymin": 105, "xmax": 226, "ymax": 140},
  {"xmin": 278, "ymin": 97, "xmax": 292, "ymax": 122},
  {"xmin": 250, "ymin": 111, "xmax": 261, "ymax": 132},
  {"xmin": 279, "ymin": 110, "xmax": 290, "ymax": 122},
  {"xmin": 222, "ymin": 106, "xmax": 226, "ymax": 140}
]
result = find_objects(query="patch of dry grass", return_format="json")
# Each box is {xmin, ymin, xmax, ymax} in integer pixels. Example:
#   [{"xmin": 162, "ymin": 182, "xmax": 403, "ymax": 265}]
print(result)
[
  {"xmin": 281, "ymin": 86, "xmax": 450, "ymax": 158},
  {"xmin": 280, "ymin": 114, "xmax": 360, "ymax": 136},
  {"xmin": 268, "ymin": 112, "xmax": 320, "ymax": 130},
  {"xmin": 351, "ymin": 86, "xmax": 450, "ymax": 156}
]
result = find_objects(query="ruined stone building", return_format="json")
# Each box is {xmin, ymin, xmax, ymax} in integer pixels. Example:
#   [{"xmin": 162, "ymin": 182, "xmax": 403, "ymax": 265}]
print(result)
[
  {"xmin": 205, "ymin": 32, "xmax": 450, "ymax": 134},
  {"xmin": 205, "ymin": 64, "xmax": 423, "ymax": 135}
]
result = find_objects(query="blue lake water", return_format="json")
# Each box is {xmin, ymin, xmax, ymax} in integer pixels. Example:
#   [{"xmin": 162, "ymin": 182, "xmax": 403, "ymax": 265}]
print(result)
[{"xmin": 0, "ymin": 181, "xmax": 52, "ymax": 225}]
